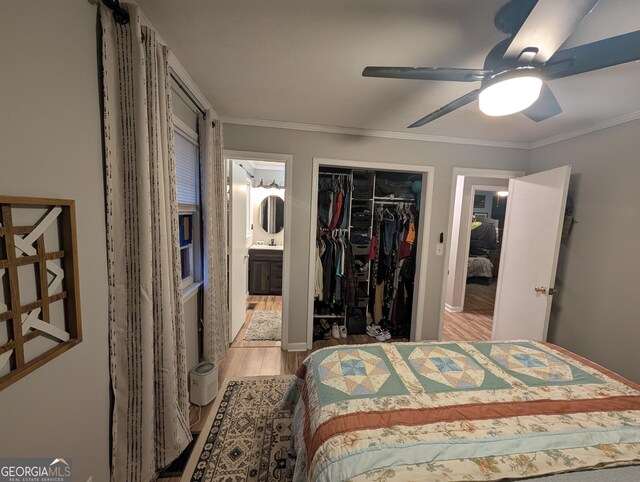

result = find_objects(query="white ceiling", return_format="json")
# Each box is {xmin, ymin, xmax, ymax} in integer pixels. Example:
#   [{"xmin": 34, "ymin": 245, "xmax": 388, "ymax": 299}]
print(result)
[{"xmin": 137, "ymin": 0, "xmax": 640, "ymax": 145}]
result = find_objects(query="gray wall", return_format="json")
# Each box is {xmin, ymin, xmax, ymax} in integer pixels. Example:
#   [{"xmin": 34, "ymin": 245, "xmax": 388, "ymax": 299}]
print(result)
[
  {"xmin": 223, "ymin": 124, "xmax": 529, "ymax": 344},
  {"xmin": 529, "ymin": 119, "xmax": 640, "ymax": 382},
  {"xmin": 184, "ymin": 294, "xmax": 200, "ymax": 372},
  {"xmin": 0, "ymin": 1, "xmax": 110, "ymax": 480}
]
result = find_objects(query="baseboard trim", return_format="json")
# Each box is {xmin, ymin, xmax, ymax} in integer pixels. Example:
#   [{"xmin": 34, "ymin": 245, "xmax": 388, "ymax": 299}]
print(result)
[
  {"xmin": 286, "ymin": 342, "xmax": 308, "ymax": 352},
  {"xmin": 445, "ymin": 304, "xmax": 463, "ymax": 313}
]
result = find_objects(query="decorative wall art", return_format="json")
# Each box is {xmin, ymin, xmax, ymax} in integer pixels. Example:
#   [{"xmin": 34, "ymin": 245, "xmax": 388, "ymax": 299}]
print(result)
[{"xmin": 0, "ymin": 196, "xmax": 81, "ymax": 391}]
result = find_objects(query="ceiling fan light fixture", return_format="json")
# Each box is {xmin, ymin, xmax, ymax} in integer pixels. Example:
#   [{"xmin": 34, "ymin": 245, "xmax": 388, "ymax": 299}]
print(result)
[{"xmin": 479, "ymin": 74, "xmax": 543, "ymax": 117}]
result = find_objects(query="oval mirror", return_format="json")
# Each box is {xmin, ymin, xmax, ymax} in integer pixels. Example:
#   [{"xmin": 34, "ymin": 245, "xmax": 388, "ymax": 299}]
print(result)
[{"xmin": 259, "ymin": 196, "xmax": 284, "ymax": 234}]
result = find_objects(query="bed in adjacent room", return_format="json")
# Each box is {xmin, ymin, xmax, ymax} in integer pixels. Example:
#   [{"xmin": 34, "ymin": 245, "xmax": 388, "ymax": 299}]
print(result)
[
  {"xmin": 467, "ymin": 256, "xmax": 494, "ymax": 279},
  {"xmin": 467, "ymin": 219, "xmax": 499, "ymax": 284},
  {"xmin": 283, "ymin": 341, "xmax": 640, "ymax": 482}
]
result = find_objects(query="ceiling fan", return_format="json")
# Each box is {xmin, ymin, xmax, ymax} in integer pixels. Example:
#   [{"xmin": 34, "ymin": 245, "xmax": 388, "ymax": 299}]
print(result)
[{"xmin": 362, "ymin": 0, "xmax": 640, "ymax": 128}]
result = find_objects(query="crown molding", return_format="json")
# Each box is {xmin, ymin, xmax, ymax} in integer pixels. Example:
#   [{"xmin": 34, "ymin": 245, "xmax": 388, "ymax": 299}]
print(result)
[
  {"xmin": 529, "ymin": 108, "xmax": 640, "ymax": 149},
  {"xmin": 222, "ymin": 110, "xmax": 640, "ymax": 151},
  {"xmin": 220, "ymin": 116, "xmax": 530, "ymax": 150}
]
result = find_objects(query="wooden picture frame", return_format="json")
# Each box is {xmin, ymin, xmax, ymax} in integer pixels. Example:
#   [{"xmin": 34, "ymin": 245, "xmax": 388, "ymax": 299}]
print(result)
[
  {"xmin": 474, "ymin": 194, "xmax": 486, "ymax": 209},
  {"xmin": 0, "ymin": 195, "xmax": 82, "ymax": 391}
]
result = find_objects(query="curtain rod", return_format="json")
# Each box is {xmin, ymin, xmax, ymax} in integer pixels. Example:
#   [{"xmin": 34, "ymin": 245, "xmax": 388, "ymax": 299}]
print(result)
[
  {"xmin": 102, "ymin": 0, "xmax": 129, "ymax": 25},
  {"xmin": 238, "ymin": 163, "xmax": 255, "ymax": 179},
  {"xmin": 101, "ymin": 1, "xmax": 216, "ymax": 127}
]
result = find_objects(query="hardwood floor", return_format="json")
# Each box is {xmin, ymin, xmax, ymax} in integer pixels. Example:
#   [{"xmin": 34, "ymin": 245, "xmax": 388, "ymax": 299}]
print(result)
[
  {"xmin": 442, "ymin": 280, "xmax": 496, "ymax": 341},
  {"xmin": 230, "ymin": 295, "xmax": 283, "ymax": 348}
]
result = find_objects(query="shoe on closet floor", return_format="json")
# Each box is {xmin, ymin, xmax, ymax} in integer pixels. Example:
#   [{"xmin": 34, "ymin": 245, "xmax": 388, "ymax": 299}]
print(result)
[
  {"xmin": 339, "ymin": 326, "xmax": 347, "ymax": 338},
  {"xmin": 331, "ymin": 324, "xmax": 340, "ymax": 339},
  {"xmin": 318, "ymin": 319, "xmax": 332, "ymax": 340},
  {"xmin": 366, "ymin": 325, "xmax": 387, "ymax": 342}
]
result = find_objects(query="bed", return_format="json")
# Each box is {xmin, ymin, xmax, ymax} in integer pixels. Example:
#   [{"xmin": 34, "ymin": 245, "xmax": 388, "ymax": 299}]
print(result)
[
  {"xmin": 467, "ymin": 256, "xmax": 494, "ymax": 279},
  {"xmin": 467, "ymin": 219, "xmax": 498, "ymax": 283},
  {"xmin": 283, "ymin": 341, "xmax": 640, "ymax": 481}
]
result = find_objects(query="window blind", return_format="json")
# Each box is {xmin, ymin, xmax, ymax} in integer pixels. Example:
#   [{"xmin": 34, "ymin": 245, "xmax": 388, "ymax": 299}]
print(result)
[{"xmin": 174, "ymin": 130, "xmax": 199, "ymax": 207}]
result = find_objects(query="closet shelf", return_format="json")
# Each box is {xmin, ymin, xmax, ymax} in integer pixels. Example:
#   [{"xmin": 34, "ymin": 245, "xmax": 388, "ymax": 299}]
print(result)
[
  {"xmin": 373, "ymin": 197, "xmax": 415, "ymax": 202},
  {"xmin": 313, "ymin": 314, "xmax": 344, "ymax": 319}
]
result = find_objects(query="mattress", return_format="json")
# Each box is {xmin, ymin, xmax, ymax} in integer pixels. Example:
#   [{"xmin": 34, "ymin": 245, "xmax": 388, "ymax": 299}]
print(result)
[
  {"xmin": 468, "ymin": 256, "xmax": 494, "ymax": 278},
  {"xmin": 283, "ymin": 341, "xmax": 640, "ymax": 481}
]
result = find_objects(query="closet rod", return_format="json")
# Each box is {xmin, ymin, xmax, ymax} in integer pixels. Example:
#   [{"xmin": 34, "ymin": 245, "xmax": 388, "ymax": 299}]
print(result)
[{"xmin": 374, "ymin": 199, "xmax": 416, "ymax": 204}]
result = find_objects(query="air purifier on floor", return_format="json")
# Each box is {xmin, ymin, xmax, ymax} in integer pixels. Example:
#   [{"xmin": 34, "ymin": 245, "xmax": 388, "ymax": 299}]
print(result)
[{"xmin": 189, "ymin": 361, "xmax": 218, "ymax": 406}]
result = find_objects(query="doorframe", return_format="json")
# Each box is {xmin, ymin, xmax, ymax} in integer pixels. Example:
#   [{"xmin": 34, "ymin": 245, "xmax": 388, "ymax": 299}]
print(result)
[
  {"xmin": 224, "ymin": 150, "xmax": 293, "ymax": 350},
  {"xmin": 438, "ymin": 167, "xmax": 524, "ymax": 341},
  {"xmin": 307, "ymin": 157, "xmax": 435, "ymax": 350}
]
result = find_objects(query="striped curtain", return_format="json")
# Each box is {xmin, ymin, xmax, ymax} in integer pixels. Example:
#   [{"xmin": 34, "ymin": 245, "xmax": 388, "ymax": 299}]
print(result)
[
  {"xmin": 100, "ymin": 4, "xmax": 191, "ymax": 481},
  {"xmin": 199, "ymin": 113, "xmax": 230, "ymax": 363}
]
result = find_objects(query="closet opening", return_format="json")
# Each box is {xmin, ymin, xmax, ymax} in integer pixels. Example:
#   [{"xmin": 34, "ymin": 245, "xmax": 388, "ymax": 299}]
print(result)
[
  {"xmin": 440, "ymin": 169, "xmax": 521, "ymax": 341},
  {"xmin": 225, "ymin": 151, "xmax": 292, "ymax": 353},
  {"xmin": 307, "ymin": 158, "xmax": 434, "ymax": 350}
]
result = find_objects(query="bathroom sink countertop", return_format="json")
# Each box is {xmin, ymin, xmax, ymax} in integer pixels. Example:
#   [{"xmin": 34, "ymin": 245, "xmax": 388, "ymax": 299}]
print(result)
[{"xmin": 250, "ymin": 244, "xmax": 283, "ymax": 250}]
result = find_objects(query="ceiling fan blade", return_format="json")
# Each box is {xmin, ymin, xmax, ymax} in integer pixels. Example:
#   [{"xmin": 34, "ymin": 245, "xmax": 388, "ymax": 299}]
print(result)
[
  {"xmin": 543, "ymin": 30, "xmax": 640, "ymax": 80},
  {"xmin": 362, "ymin": 66, "xmax": 491, "ymax": 82},
  {"xmin": 408, "ymin": 89, "xmax": 480, "ymax": 128},
  {"xmin": 503, "ymin": 0, "xmax": 599, "ymax": 64},
  {"xmin": 522, "ymin": 84, "xmax": 562, "ymax": 122}
]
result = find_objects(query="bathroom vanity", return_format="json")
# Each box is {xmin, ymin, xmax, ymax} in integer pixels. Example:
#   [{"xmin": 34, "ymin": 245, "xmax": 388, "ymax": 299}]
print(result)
[{"xmin": 248, "ymin": 245, "xmax": 283, "ymax": 295}]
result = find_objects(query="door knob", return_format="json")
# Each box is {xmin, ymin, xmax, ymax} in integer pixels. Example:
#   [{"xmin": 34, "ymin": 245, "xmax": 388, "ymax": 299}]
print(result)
[{"xmin": 534, "ymin": 286, "xmax": 547, "ymax": 294}]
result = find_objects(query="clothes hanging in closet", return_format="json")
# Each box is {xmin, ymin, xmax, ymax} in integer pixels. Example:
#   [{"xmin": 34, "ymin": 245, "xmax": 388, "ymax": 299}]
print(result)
[
  {"xmin": 318, "ymin": 174, "xmax": 351, "ymax": 231},
  {"xmin": 368, "ymin": 203, "xmax": 417, "ymax": 338},
  {"xmin": 315, "ymin": 233, "xmax": 357, "ymax": 308}
]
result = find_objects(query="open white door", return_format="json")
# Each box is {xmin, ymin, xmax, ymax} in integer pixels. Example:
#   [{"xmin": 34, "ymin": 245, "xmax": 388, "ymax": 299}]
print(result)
[
  {"xmin": 229, "ymin": 161, "xmax": 249, "ymax": 342},
  {"xmin": 493, "ymin": 165, "xmax": 571, "ymax": 341}
]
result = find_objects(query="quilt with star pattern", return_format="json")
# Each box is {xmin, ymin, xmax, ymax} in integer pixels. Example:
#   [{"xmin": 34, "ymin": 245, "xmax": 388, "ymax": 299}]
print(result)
[{"xmin": 282, "ymin": 341, "xmax": 640, "ymax": 482}]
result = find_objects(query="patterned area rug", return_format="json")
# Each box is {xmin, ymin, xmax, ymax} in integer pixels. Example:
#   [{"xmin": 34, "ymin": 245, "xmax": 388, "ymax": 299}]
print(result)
[
  {"xmin": 189, "ymin": 377, "xmax": 295, "ymax": 482},
  {"xmin": 244, "ymin": 310, "xmax": 282, "ymax": 341}
]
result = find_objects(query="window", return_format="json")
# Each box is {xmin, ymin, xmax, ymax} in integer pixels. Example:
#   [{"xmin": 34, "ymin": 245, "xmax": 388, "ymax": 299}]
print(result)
[
  {"xmin": 172, "ymin": 87, "xmax": 202, "ymax": 291},
  {"xmin": 179, "ymin": 212, "xmax": 194, "ymax": 285},
  {"xmin": 174, "ymin": 123, "xmax": 201, "ymax": 291}
]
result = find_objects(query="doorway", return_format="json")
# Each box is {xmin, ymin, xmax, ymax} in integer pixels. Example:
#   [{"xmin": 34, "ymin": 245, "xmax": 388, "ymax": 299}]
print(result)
[
  {"xmin": 440, "ymin": 169, "xmax": 523, "ymax": 341},
  {"xmin": 225, "ymin": 151, "xmax": 292, "ymax": 351},
  {"xmin": 440, "ymin": 166, "xmax": 572, "ymax": 342},
  {"xmin": 307, "ymin": 158, "xmax": 435, "ymax": 350}
]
